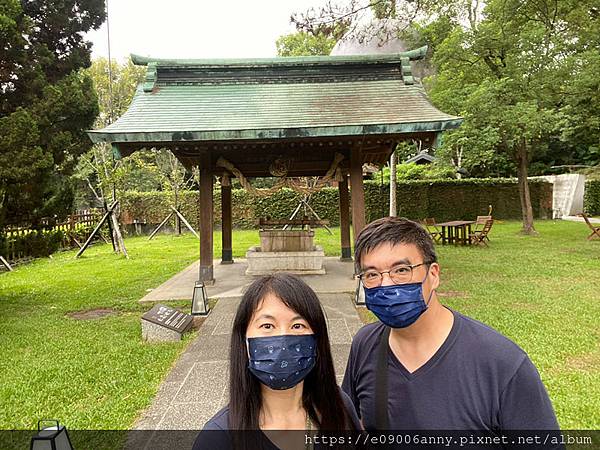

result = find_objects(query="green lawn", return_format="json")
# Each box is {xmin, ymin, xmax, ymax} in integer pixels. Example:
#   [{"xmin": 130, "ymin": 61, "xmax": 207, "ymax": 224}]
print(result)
[
  {"xmin": 0, "ymin": 221, "xmax": 598, "ymax": 429},
  {"xmin": 427, "ymin": 220, "xmax": 600, "ymax": 429},
  {"xmin": 0, "ymin": 235, "xmax": 200, "ymax": 429}
]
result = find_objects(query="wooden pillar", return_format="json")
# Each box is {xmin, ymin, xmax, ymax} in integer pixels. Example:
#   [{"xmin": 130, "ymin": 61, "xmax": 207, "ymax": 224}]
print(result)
[
  {"xmin": 199, "ymin": 152, "xmax": 214, "ymax": 283},
  {"xmin": 221, "ymin": 175, "xmax": 233, "ymax": 264},
  {"xmin": 338, "ymin": 173, "xmax": 352, "ymax": 261},
  {"xmin": 350, "ymin": 146, "xmax": 366, "ymax": 249}
]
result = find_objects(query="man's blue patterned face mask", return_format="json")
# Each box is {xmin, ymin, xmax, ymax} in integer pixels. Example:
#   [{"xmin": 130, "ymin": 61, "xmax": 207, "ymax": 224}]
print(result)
[
  {"xmin": 364, "ymin": 269, "xmax": 434, "ymax": 328},
  {"xmin": 247, "ymin": 334, "xmax": 317, "ymax": 390}
]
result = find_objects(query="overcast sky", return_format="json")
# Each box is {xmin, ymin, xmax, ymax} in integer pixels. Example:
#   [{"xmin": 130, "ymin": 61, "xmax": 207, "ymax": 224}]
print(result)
[{"xmin": 86, "ymin": 0, "xmax": 330, "ymax": 62}]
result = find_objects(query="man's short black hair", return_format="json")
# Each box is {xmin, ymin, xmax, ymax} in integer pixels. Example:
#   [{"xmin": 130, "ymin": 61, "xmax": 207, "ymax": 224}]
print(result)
[{"xmin": 354, "ymin": 216, "xmax": 438, "ymax": 273}]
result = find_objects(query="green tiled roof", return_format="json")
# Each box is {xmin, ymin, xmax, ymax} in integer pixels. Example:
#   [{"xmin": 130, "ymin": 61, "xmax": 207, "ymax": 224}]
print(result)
[{"xmin": 88, "ymin": 47, "xmax": 461, "ymax": 144}]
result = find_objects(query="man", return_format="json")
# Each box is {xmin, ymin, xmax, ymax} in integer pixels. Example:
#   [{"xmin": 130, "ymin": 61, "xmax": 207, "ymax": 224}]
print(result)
[{"xmin": 342, "ymin": 217, "xmax": 560, "ymax": 435}]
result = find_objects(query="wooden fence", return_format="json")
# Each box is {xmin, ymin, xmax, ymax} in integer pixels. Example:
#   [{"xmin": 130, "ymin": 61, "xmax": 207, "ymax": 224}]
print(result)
[{"xmin": 1, "ymin": 210, "xmax": 102, "ymax": 262}]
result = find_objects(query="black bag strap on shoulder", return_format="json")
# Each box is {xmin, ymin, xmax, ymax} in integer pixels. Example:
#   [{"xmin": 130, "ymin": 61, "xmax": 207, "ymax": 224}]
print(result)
[{"xmin": 375, "ymin": 326, "xmax": 391, "ymax": 430}]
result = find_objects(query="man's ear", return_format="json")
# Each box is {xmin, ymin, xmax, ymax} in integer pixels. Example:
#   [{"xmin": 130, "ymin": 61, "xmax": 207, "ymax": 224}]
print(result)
[{"xmin": 428, "ymin": 262, "xmax": 441, "ymax": 291}]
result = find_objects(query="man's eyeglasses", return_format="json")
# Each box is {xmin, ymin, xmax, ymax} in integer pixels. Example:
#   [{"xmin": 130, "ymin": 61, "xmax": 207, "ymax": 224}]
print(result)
[{"xmin": 356, "ymin": 262, "xmax": 433, "ymax": 288}]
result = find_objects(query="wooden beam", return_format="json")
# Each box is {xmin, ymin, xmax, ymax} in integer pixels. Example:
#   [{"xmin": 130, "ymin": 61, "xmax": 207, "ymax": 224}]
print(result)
[
  {"xmin": 350, "ymin": 146, "xmax": 366, "ymax": 253},
  {"xmin": 0, "ymin": 256, "xmax": 13, "ymax": 272},
  {"xmin": 199, "ymin": 154, "xmax": 214, "ymax": 283},
  {"xmin": 171, "ymin": 206, "xmax": 199, "ymax": 238},
  {"xmin": 148, "ymin": 211, "xmax": 174, "ymax": 240},
  {"xmin": 338, "ymin": 173, "xmax": 352, "ymax": 261},
  {"xmin": 221, "ymin": 181, "xmax": 233, "ymax": 264},
  {"xmin": 76, "ymin": 201, "xmax": 118, "ymax": 258}
]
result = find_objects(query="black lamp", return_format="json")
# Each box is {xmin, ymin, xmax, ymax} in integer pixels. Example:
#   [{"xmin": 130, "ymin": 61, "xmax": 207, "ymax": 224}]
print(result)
[
  {"xmin": 30, "ymin": 420, "xmax": 74, "ymax": 450},
  {"xmin": 191, "ymin": 281, "xmax": 209, "ymax": 315}
]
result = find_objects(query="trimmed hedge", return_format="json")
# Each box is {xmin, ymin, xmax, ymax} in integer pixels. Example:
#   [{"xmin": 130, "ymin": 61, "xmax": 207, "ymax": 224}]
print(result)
[
  {"xmin": 0, "ymin": 224, "xmax": 98, "ymax": 262},
  {"xmin": 120, "ymin": 178, "xmax": 552, "ymax": 231},
  {"xmin": 367, "ymin": 178, "xmax": 552, "ymax": 223},
  {"xmin": 584, "ymin": 180, "xmax": 600, "ymax": 215}
]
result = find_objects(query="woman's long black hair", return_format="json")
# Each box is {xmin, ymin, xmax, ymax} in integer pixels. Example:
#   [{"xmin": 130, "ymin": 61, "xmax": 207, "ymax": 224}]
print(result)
[{"xmin": 228, "ymin": 273, "xmax": 355, "ymax": 432}]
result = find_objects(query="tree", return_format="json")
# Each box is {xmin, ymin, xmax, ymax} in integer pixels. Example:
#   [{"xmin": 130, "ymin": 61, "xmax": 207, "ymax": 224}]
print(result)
[
  {"xmin": 296, "ymin": 0, "xmax": 600, "ymax": 233},
  {"xmin": 425, "ymin": 0, "xmax": 598, "ymax": 233},
  {"xmin": 0, "ymin": 0, "xmax": 105, "ymax": 230},
  {"xmin": 73, "ymin": 58, "xmax": 147, "ymax": 254},
  {"xmin": 75, "ymin": 58, "xmax": 199, "ymax": 238},
  {"xmin": 291, "ymin": 0, "xmax": 420, "ymax": 45},
  {"xmin": 373, "ymin": 162, "xmax": 455, "ymax": 182},
  {"xmin": 557, "ymin": 50, "xmax": 600, "ymax": 169},
  {"xmin": 276, "ymin": 31, "xmax": 337, "ymax": 56},
  {"xmin": 74, "ymin": 58, "xmax": 148, "ymax": 207}
]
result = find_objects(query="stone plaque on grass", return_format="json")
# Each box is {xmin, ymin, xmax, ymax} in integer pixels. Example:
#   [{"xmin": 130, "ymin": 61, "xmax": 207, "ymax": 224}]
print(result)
[{"xmin": 141, "ymin": 304, "xmax": 193, "ymax": 342}]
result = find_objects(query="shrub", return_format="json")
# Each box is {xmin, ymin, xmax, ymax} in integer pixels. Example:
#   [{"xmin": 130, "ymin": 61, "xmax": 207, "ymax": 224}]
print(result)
[
  {"xmin": 584, "ymin": 180, "xmax": 600, "ymax": 215},
  {"xmin": 119, "ymin": 178, "xmax": 552, "ymax": 230}
]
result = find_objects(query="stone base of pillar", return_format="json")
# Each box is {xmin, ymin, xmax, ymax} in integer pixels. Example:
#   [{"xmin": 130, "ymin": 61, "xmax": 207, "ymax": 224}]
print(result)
[
  {"xmin": 220, "ymin": 249, "xmax": 234, "ymax": 265},
  {"xmin": 199, "ymin": 265, "xmax": 215, "ymax": 285},
  {"xmin": 340, "ymin": 247, "xmax": 352, "ymax": 261}
]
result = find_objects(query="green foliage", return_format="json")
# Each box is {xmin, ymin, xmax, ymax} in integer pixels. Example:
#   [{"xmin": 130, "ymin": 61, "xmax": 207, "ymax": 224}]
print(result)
[
  {"xmin": 365, "ymin": 178, "xmax": 552, "ymax": 223},
  {"xmin": 394, "ymin": 141, "xmax": 419, "ymax": 161},
  {"xmin": 418, "ymin": 0, "xmax": 600, "ymax": 231},
  {"xmin": 276, "ymin": 31, "xmax": 336, "ymax": 56},
  {"xmin": 0, "ymin": 223, "xmax": 97, "ymax": 261},
  {"xmin": 584, "ymin": 181, "xmax": 600, "ymax": 216},
  {"xmin": 74, "ymin": 60, "xmax": 195, "ymax": 209},
  {"xmin": 119, "ymin": 179, "xmax": 552, "ymax": 230},
  {"xmin": 0, "ymin": 0, "xmax": 105, "ymax": 229},
  {"xmin": 557, "ymin": 50, "xmax": 600, "ymax": 168},
  {"xmin": 0, "ymin": 230, "xmax": 62, "ymax": 259},
  {"xmin": 86, "ymin": 57, "xmax": 145, "ymax": 127},
  {"xmin": 120, "ymin": 187, "xmax": 344, "ymax": 232},
  {"xmin": 363, "ymin": 2, "xmax": 591, "ymax": 226},
  {"xmin": 117, "ymin": 150, "xmax": 163, "ymax": 193},
  {"xmin": 374, "ymin": 163, "xmax": 456, "ymax": 182}
]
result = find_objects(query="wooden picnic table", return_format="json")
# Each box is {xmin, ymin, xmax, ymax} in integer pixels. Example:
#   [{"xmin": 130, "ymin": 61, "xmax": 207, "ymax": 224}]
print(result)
[{"xmin": 436, "ymin": 220, "xmax": 476, "ymax": 245}]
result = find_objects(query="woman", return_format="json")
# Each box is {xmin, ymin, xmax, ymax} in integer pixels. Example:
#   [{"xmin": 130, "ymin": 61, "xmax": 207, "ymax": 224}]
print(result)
[{"xmin": 193, "ymin": 273, "xmax": 361, "ymax": 450}]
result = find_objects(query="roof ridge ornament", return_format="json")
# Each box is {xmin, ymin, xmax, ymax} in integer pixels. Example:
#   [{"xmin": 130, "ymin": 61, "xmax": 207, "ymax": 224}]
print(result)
[
  {"xmin": 401, "ymin": 56, "xmax": 414, "ymax": 85},
  {"xmin": 143, "ymin": 62, "xmax": 157, "ymax": 92}
]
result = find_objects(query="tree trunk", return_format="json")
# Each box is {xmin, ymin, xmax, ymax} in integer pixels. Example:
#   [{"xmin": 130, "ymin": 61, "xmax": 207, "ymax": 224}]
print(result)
[
  {"xmin": 104, "ymin": 200, "xmax": 117, "ymax": 252},
  {"xmin": 0, "ymin": 187, "xmax": 6, "ymax": 231},
  {"xmin": 174, "ymin": 187, "xmax": 181, "ymax": 235},
  {"xmin": 110, "ymin": 202, "xmax": 129, "ymax": 258},
  {"xmin": 517, "ymin": 144, "xmax": 537, "ymax": 235},
  {"xmin": 389, "ymin": 151, "xmax": 397, "ymax": 217}
]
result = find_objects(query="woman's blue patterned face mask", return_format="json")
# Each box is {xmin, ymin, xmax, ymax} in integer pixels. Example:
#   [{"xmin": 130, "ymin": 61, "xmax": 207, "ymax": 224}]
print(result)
[{"xmin": 247, "ymin": 334, "xmax": 317, "ymax": 390}]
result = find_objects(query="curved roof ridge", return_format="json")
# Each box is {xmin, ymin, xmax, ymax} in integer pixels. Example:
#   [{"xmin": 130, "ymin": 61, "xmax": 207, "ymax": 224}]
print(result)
[{"xmin": 130, "ymin": 46, "xmax": 428, "ymax": 67}]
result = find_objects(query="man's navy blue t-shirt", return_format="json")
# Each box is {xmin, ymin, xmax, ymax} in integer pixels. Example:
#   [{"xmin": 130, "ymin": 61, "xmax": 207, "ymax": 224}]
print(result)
[{"xmin": 342, "ymin": 308, "xmax": 560, "ymax": 431}]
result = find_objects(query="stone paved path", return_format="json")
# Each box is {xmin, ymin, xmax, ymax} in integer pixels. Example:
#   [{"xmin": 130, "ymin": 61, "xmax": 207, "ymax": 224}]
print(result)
[
  {"xmin": 139, "ymin": 257, "xmax": 360, "ymax": 302},
  {"xmin": 131, "ymin": 291, "xmax": 363, "ymax": 450},
  {"xmin": 563, "ymin": 215, "xmax": 600, "ymax": 223}
]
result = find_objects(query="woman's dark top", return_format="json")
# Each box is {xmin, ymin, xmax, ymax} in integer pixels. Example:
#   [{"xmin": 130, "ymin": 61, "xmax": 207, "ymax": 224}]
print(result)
[{"xmin": 192, "ymin": 389, "xmax": 362, "ymax": 449}]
